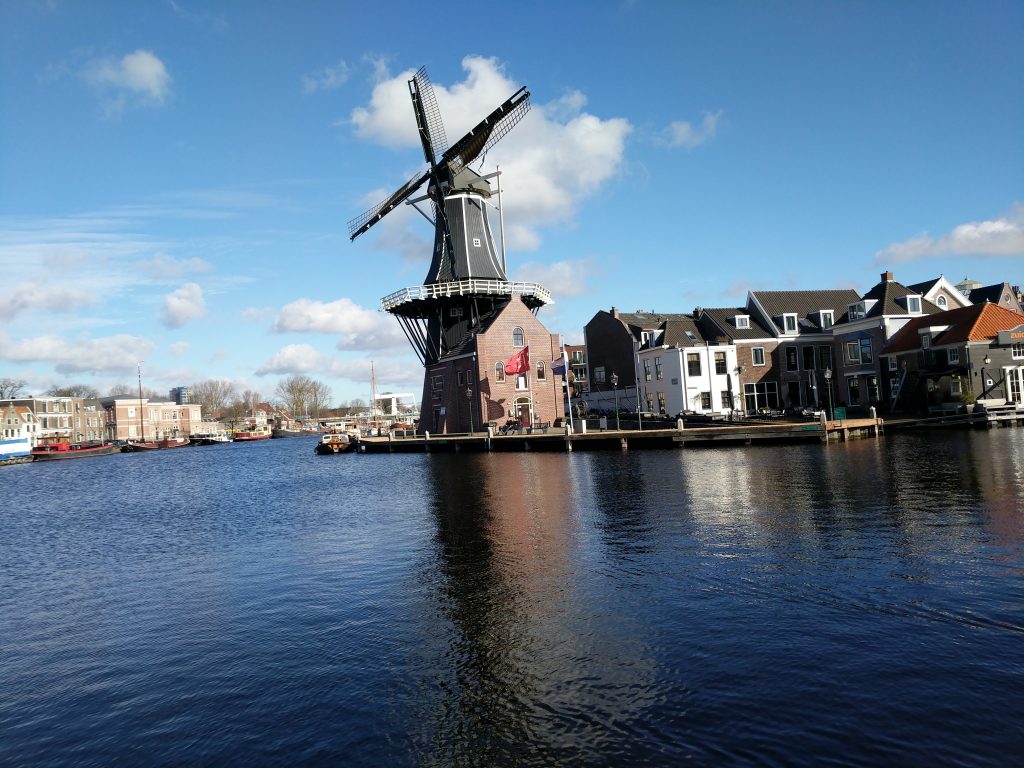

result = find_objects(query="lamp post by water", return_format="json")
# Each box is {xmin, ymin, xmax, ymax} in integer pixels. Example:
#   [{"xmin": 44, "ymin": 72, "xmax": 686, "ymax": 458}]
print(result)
[
  {"xmin": 611, "ymin": 372, "xmax": 620, "ymax": 431},
  {"xmin": 466, "ymin": 386, "xmax": 474, "ymax": 434},
  {"xmin": 824, "ymin": 367, "xmax": 834, "ymax": 421}
]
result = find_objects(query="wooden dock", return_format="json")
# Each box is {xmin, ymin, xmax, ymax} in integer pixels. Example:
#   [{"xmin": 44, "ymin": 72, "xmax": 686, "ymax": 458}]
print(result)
[{"xmin": 357, "ymin": 417, "xmax": 885, "ymax": 453}]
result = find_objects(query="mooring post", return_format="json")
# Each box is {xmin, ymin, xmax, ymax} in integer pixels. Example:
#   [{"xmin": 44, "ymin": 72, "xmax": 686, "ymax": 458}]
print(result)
[
  {"xmin": 424, "ymin": 430, "xmax": 430, "ymax": 453},
  {"xmin": 486, "ymin": 424, "xmax": 493, "ymax": 452},
  {"xmin": 565, "ymin": 422, "xmax": 573, "ymax": 452},
  {"xmin": 620, "ymin": 437, "xmax": 628, "ymax": 451}
]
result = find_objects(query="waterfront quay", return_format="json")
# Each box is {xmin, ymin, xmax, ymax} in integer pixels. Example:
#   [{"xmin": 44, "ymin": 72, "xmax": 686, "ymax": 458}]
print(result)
[{"xmin": 360, "ymin": 417, "xmax": 885, "ymax": 453}]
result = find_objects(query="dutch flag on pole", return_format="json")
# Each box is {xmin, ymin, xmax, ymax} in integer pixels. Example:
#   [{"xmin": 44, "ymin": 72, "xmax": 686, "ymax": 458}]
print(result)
[{"xmin": 551, "ymin": 353, "xmax": 568, "ymax": 376}]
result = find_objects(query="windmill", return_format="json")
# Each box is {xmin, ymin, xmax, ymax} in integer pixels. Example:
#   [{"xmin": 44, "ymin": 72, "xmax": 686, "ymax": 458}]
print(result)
[{"xmin": 348, "ymin": 67, "xmax": 551, "ymax": 368}]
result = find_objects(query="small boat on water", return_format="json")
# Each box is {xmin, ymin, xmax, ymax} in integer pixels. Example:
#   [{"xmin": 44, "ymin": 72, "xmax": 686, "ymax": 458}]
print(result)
[
  {"xmin": 121, "ymin": 437, "xmax": 191, "ymax": 452},
  {"xmin": 189, "ymin": 430, "xmax": 230, "ymax": 445},
  {"xmin": 1, "ymin": 436, "xmax": 33, "ymax": 465},
  {"xmin": 314, "ymin": 432, "xmax": 355, "ymax": 455},
  {"xmin": 234, "ymin": 424, "xmax": 272, "ymax": 442},
  {"xmin": 33, "ymin": 440, "xmax": 118, "ymax": 461},
  {"xmin": 271, "ymin": 427, "xmax": 306, "ymax": 439}
]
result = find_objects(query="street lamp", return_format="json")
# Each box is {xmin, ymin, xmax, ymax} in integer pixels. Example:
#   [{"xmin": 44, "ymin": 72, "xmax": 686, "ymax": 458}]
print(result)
[
  {"xmin": 823, "ymin": 368, "xmax": 834, "ymax": 421},
  {"xmin": 466, "ymin": 386, "xmax": 474, "ymax": 434},
  {"xmin": 610, "ymin": 372, "xmax": 620, "ymax": 430}
]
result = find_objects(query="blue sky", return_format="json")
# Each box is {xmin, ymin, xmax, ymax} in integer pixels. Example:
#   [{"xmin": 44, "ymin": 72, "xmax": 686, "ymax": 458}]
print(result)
[{"xmin": 2, "ymin": 0, "xmax": 1021, "ymax": 403}]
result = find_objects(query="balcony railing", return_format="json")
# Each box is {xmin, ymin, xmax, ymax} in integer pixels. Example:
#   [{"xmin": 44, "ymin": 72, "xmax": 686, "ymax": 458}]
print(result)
[{"xmin": 381, "ymin": 279, "xmax": 552, "ymax": 311}]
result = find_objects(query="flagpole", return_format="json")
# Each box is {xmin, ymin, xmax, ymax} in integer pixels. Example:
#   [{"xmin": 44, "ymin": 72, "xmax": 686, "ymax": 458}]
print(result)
[{"xmin": 563, "ymin": 350, "xmax": 574, "ymax": 433}]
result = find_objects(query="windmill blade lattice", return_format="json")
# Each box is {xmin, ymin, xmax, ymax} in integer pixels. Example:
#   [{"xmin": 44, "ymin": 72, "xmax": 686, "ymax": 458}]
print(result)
[
  {"xmin": 442, "ymin": 87, "xmax": 530, "ymax": 174},
  {"xmin": 410, "ymin": 67, "xmax": 448, "ymax": 164},
  {"xmin": 347, "ymin": 167, "xmax": 431, "ymax": 240}
]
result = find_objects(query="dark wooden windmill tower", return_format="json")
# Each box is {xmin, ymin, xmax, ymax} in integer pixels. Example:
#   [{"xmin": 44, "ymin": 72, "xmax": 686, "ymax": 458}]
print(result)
[{"xmin": 349, "ymin": 67, "xmax": 555, "ymax": 433}]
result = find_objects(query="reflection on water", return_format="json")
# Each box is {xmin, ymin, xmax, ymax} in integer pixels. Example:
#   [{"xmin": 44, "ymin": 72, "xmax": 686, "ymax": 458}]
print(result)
[{"xmin": 1, "ymin": 430, "xmax": 1023, "ymax": 765}]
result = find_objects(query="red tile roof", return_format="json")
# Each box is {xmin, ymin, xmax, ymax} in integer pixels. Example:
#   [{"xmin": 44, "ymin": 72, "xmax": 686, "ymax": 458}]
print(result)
[{"xmin": 883, "ymin": 303, "xmax": 1024, "ymax": 354}]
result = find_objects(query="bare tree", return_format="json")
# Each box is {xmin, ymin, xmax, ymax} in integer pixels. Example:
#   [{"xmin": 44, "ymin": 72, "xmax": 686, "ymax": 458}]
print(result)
[
  {"xmin": 108, "ymin": 383, "xmax": 134, "ymax": 396},
  {"xmin": 107, "ymin": 383, "xmax": 163, "ymax": 400},
  {"xmin": 275, "ymin": 375, "xmax": 312, "ymax": 418},
  {"xmin": 0, "ymin": 377, "xmax": 28, "ymax": 399},
  {"xmin": 190, "ymin": 379, "xmax": 237, "ymax": 418},
  {"xmin": 308, "ymin": 379, "xmax": 332, "ymax": 419},
  {"xmin": 47, "ymin": 384, "xmax": 100, "ymax": 399},
  {"xmin": 240, "ymin": 389, "xmax": 262, "ymax": 415}
]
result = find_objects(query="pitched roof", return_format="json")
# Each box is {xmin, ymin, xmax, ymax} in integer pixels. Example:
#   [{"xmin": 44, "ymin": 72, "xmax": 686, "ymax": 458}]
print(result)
[
  {"xmin": 660, "ymin": 317, "xmax": 706, "ymax": 346},
  {"xmin": 966, "ymin": 282, "xmax": 1010, "ymax": 305},
  {"xmin": 858, "ymin": 278, "xmax": 941, "ymax": 318},
  {"xmin": 750, "ymin": 289, "xmax": 861, "ymax": 330},
  {"xmin": 907, "ymin": 277, "xmax": 941, "ymax": 295},
  {"xmin": 882, "ymin": 303, "xmax": 1024, "ymax": 354},
  {"xmin": 696, "ymin": 307, "xmax": 774, "ymax": 341}
]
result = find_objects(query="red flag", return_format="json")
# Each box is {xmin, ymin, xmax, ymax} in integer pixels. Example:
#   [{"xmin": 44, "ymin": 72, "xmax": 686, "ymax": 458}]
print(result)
[{"xmin": 504, "ymin": 346, "xmax": 530, "ymax": 375}]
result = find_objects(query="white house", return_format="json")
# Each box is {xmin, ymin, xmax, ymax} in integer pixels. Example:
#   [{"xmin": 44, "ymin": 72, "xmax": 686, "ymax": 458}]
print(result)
[{"xmin": 638, "ymin": 343, "xmax": 740, "ymax": 417}]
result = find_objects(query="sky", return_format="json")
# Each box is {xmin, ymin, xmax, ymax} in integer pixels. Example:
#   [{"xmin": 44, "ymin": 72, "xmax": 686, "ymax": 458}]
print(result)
[{"xmin": 2, "ymin": 0, "xmax": 1022, "ymax": 404}]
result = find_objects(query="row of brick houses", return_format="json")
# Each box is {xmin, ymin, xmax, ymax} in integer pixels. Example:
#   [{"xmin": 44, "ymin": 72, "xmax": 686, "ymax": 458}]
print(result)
[{"xmin": 580, "ymin": 272, "xmax": 1024, "ymax": 418}]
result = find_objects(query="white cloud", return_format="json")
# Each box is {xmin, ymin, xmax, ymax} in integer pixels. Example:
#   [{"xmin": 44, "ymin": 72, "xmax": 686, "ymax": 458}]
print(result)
[
  {"xmin": 0, "ymin": 333, "xmax": 154, "ymax": 374},
  {"xmin": 348, "ymin": 55, "xmax": 632, "ymax": 253},
  {"xmin": 83, "ymin": 49, "xmax": 172, "ymax": 111},
  {"xmin": 0, "ymin": 283, "xmax": 97, "ymax": 320},
  {"xmin": 510, "ymin": 258, "xmax": 597, "ymax": 298},
  {"xmin": 255, "ymin": 343, "xmax": 421, "ymax": 389},
  {"xmin": 303, "ymin": 60, "xmax": 351, "ymax": 93},
  {"xmin": 875, "ymin": 203, "xmax": 1024, "ymax": 264},
  {"xmin": 169, "ymin": 341, "xmax": 190, "ymax": 356},
  {"xmin": 665, "ymin": 110, "xmax": 723, "ymax": 149},
  {"xmin": 273, "ymin": 297, "xmax": 406, "ymax": 350},
  {"xmin": 160, "ymin": 282, "xmax": 206, "ymax": 328}
]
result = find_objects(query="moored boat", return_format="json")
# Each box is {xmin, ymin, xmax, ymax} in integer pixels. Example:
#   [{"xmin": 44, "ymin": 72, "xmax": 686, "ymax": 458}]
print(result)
[
  {"xmin": 1, "ymin": 436, "xmax": 33, "ymax": 465},
  {"xmin": 234, "ymin": 424, "xmax": 272, "ymax": 442},
  {"xmin": 314, "ymin": 432, "xmax": 355, "ymax": 455},
  {"xmin": 121, "ymin": 437, "xmax": 191, "ymax": 452},
  {"xmin": 33, "ymin": 441, "xmax": 118, "ymax": 461},
  {"xmin": 189, "ymin": 430, "xmax": 230, "ymax": 445}
]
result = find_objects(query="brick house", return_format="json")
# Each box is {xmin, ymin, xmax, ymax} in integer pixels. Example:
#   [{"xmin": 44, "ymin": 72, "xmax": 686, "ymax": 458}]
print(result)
[
  {"xmin": 420, "ymin": 296, "xmax": 562, "ymax": 434},
  {"xmin": 881, "ymin": 303, "xmax": 1024, "ymax": 412},
  {"xmin": 695, "ymin": 307, "xmax": 780, "ymax": 413}
]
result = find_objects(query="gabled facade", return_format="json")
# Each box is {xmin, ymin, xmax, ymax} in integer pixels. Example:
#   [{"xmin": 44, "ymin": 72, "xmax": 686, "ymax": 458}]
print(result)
[
  {"xmin": 961, "ymin": 281, "xmax": 1024, "ymax": 315},
  {"xmin": 1, "ymin": 404, "xmax": 36, "ymax": 449},
  {"xmin": 695, "ymin": 307, "xmax": 779, "ymax": 413},
  {"xmin": 907, "ymin": 275, "xmax": 973, "ymax": 312},
  {"xmin": 831, "ymin": 271, "xmax": 941, "ymax": 412},
  {"xmin": 2, "ymin": 396, "xmax": 89, "ymax": 443},
  {"xmin": 881, "ymin": 303, "xmax": 1024, "ymax": 412},
  {"xmin": 422, "ymin": 296, "xmax": 562, "ymax": 434},
  {"xmin": 99, "ymin": 397, "xmax": 203, "ymax": 441},
  {"xmin": 746, "ymin": 288, "xmax": 860, "ymax": 411}
]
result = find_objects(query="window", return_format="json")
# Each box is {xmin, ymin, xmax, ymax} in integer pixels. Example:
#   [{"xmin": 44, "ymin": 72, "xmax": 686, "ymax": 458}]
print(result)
[
  {"xmin": 594, "ymin": 365, "xmax": 605, "ymax": 384},
  {"xmin": 783, "ymin": 313, "xmax": 798, "ymax": 333},
  {"xmin": 743, "ymin": 381, "xmax": 780, "ymax": 412},
  {"xmin": 472, "ymin": 237, "xmax": 481, "ymax": 247},
  {"xmin": 432, "ymin": 375, "xmax": 444, "ymax": 392},
  {"xmin": 848, "ymin": 377, "xmax": 861, "ymax": 405},
  {"xmin": 714, "ymin": 351, "xmax": 727, "ymax": 375},
  {"xmin": 641, "ymin": 331, "xmax": 655, "ymax": 348},
  {"xmin": 495, "ymin": 362, "xmax": 505, "ymax": 382},
  {"xmin": 655, "ymin": 356, "xmax": 663, "ymax": 380},
  {"xmin": 457, "ymin": 370, "xmax": 464, "ymax": 386},
  {"xmin": 819, "ymin": 346, "xmax": 833, "ymax": 371},
  {"xmin": 720, "ymin": 390, "xmax": 732, "ymax": 410},
  {"xmin": 450, "ymin": 307, "xmax": 464, "ymax": 318},
  {"xmin": 657, "ymin": 391, "xmax": 666, "ymax": 413},
  {"xmin": 1012, "ymin": 342, "xmax": 1024, "ymax": 360},
  {"xmin": 859, "ymin": 338, "xmax": 873, "ymax": 364},
  {"xmin": 512, "ymin": 327, "xmax": 525, "ymax": 347},
  {"xmin": 820, "ymin": 311, "xmax": 834, "ymax": 330},
  {"xmin": 643, "ymin": 359, "xmax": 652, "ymax": 381},
  {"xmin": 867, "ymin": 376, "xmax": 880, "ymax": 402},
  {"xmin": 735, "ymin": 315, "xmax": 750, "ymax": 329},
  {"xmin": 937, "ymin": 295, "xmax": 947, "ymax": 308},
  {"xmin": 950, "ymin": 377, "xmax": 962, "ymax": 396},
  {"xmin": 752, "ymin": 347, "xmax": 766, "ymax": 366},
  {"xmin": 921, "ymin": 334, "xmax": 931, "ymax": 349},
  {"xmin": 515, "ymin": 374, "xmax": 529, "ymax": 391},
  {"xmin": 846, "ymin": 341, "xmax": 861, "ymax": 364},
  {"xmin": 700, "ymin": 392, "xmax": 712, "ymax": 410},
  {"xmin": 536, "ymin": 361, "xmax": 546, "ymax": 380},
  {"xmin": 786, "ymin": 347, "xmax": 799, "ymax": 371},
  {"xmin": 687, "ymin": 353, "xmax": 701, "ymax": 376},
  {"xmin": 646, "ymin": 393, "xmax": 654, "ymax": 411},
  {"xmin": 947, "ymin": 348, "xmax": 960, "ymax": 365},
  {"xmin": 572, "ymin": 350, "xmax": 584, "ymax": 364},
  {"xmin": 849, "ymin": 302, "xmax": 865, "ymax": 321},
  {"xmin": 888, "ymin": 356, "xmax": 898, "ymax": 371},
  {"xmin": 802, "ymin": 346, "xmax": 815, "ymax": 370},
  {"xmin": 907, "ymin": 296, "xmax": 921, "ymax": 313}
]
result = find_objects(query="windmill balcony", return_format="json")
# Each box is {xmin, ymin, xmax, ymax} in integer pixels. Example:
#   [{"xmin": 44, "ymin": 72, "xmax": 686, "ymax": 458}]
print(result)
[{"xmin": 381, "ymin": 279, "xmax": 552, "ymax": 313}]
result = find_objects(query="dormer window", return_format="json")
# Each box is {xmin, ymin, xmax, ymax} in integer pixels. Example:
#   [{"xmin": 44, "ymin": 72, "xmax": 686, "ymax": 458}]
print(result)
[
  {"xmin": 936, "ymin": 295, "xmax": 947, "ymax": 308},
  {"xmin": 783, "ymin": 313, "xmax": 798, "ymax": 334},
  {"xmin": 848, "ymin": 302, "xmax": 865, "ymax": 320},
  {"xmin": 921, "ymin": 334, "xmax": 931, "ymax": 349},
  {"xmin": 820, "ymin": 310, "xmax": 834, "ymax": 330},
  {"xmin": 735, "ymin": 315, "xmax": 750, "ymax": 329},
  {"xmin": 905, "ymin": 295, "xmax": 922, "ymax": 313}
]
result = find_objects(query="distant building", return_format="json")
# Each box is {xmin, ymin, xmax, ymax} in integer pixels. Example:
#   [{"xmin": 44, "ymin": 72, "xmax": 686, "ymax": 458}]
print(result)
[
  {"xmin": 99, "ymin": 397, "xmax": 203, "ymax": 441},
  {"xmin": 169, "ymin": 386, "xmax": 192, "ymax": 405}
]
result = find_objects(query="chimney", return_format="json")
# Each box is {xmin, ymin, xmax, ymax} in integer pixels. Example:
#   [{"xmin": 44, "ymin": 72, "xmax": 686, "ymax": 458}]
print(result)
[
  {"xmin": 882, "ymin": 271, "xmax": 894, "ymax": 282},
  {"xmin": 611, "ymin": 306, "xmax": 619, "ymax": 318}
]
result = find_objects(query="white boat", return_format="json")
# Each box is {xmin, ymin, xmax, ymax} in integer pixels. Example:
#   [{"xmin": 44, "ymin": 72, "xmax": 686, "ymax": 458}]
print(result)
[
  {"xmin": 0, "ymin": 436, "xmax": 32, "ymax": 465},
  {"xmin": 190, "ymin": 430, "xmax": 231, "ymax": 445}
]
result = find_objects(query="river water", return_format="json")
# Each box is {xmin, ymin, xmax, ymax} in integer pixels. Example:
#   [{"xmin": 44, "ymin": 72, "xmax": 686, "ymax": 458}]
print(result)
[{"xmin": 2, "ymin": 430, "xmax": 1022, "ymax": 766}]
